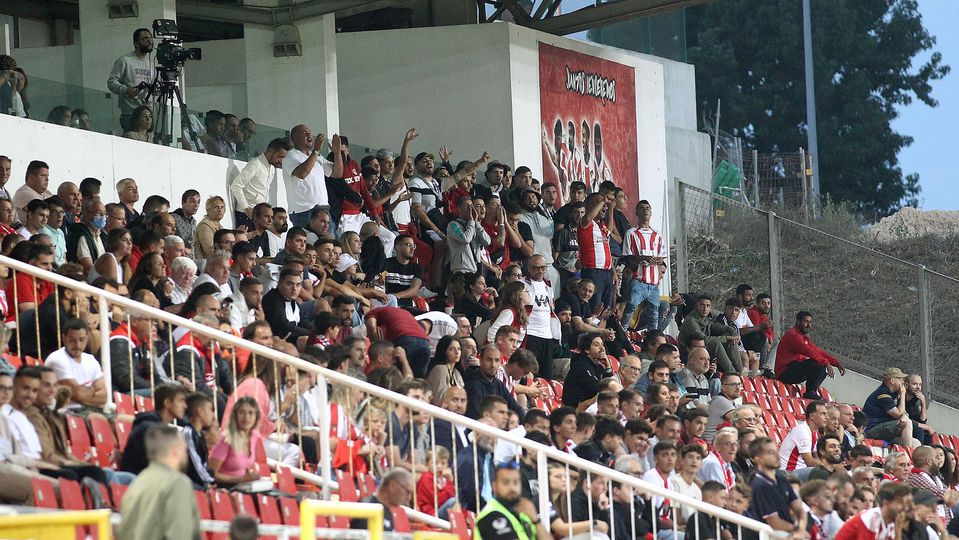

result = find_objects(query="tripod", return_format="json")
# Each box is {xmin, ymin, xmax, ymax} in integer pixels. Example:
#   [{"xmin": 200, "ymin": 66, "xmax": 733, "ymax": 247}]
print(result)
[{"xmin": 142, "ymin": 66, "xmax": 202, "ymax": 150}]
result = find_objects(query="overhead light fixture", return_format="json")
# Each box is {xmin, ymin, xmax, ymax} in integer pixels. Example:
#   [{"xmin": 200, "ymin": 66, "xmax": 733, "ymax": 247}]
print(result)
[
  {"xmin": 272, "ymin": 24, "xmax": 302, "ymax": 57},
  {"xmin": 107, "ymin": 0, "xmax": 139, "ymax": 19}
]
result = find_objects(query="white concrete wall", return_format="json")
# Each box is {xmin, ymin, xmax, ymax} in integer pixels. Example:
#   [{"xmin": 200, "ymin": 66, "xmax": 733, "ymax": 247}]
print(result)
[
  {"xmin": 0, "ymin": 114, "xmax": 253, "ymax": 228},
  {"xmin": 337, "ymin": 23, "xmax": 515, "ymax": 161},
  {"xmin": 9, "ymin": 44, "xmax": 83, "ymax": 84},
  {"xmin": 182, "ymin": 39, "xmax": 248, "ymax": 117}
]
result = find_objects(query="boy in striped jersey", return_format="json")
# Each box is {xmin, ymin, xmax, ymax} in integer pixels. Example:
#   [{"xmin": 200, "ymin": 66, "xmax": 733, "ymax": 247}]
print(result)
[{"xmin": 622, "ymin": 199, "xmax": 667, "ymax": 331}]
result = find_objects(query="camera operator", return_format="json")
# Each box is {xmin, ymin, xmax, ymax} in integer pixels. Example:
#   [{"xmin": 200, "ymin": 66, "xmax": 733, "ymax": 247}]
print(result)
[{"xmin": 108, "ymin": 28, "xmax": 155, "ymax": 131}]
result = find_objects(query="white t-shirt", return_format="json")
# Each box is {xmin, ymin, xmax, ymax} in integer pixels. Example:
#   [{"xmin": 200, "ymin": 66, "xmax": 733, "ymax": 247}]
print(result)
[
  {"xmin": 2, "ymin": 407, "xmax": 42, "ymax": 459},
  {"xmin": 735, "ymin": 309, "xmax": 753, "ymax": 329},
  {"xmin": 415, "ymin": 312, "xmax": 457, "ymax": 355},
  {"xmin": 779, "ymin": 421, "xmax": 815, "ymax": 471},
  {"xmin": 641, "ymin": 467, "xmax": 676, "ymax": 516},
  {"xmin": 45, "ymin": 347, "xmax": 104, "ymax": 389},
  {"xmin": 523, "ymin": 278, "xmax": 554, "ymax": 339},
  {"xmin": 409, "ymin": 176, "xmax": 441, "ymax": 211},
  {"xmin": 282, "ymin": 148, "xmax": 334, "ymax": 212},
  {"xmin": 494, "ymin": 425, "xmax": 527, "ymax": 464},
  {"xmin": 668, "ymin": 475, "xmax": 702, "ymax": 521}
]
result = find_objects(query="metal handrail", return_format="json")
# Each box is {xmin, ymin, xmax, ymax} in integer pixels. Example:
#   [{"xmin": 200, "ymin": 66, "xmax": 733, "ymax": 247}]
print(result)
[{"xmin": 0, "ymin": 254, "xmax": 778, "ymax": 538}]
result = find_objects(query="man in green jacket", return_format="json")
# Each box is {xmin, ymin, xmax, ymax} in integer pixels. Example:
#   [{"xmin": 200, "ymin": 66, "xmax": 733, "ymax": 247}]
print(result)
[
  {"xmin": 679, "ymin": 295, "xmax": 743, "ymax": 375},
  {"xmin": 474, "ymin": 462, "xmax": 551, "ymax": 540},
  {"xmin": 119, "ymin": 424, "xmax": 201, "ymax": 540}
]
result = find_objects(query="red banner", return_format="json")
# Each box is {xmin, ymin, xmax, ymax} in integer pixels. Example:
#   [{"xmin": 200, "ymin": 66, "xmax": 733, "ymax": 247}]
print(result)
[{"xmin": 539, "ymin": 42, "xmax": 638, "ymax": 206}]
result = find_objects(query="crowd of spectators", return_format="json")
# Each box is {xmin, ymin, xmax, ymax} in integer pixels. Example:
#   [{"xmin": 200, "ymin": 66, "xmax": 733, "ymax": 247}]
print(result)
[{"xmin": 3, "ymin": 34, "xmax": 959, "ymax": 538}]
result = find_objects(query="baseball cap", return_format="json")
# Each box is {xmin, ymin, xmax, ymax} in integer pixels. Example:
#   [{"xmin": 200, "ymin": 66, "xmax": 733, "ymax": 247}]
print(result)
[
  {"xmin": 521, "ymin": 187, "xmax": 541, "ymax": 200},
  {"xmin": 414, "ymin": 152, "xmax": 434, "ymax": 164},
  {"xmin": 884, "ymin": 367, "xmax": 907, "ymax": 380}
]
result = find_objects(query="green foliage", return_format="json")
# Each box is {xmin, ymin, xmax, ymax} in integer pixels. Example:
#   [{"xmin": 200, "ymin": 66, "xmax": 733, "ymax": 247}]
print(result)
[{"xmin": 686, "ymin": 0, "xmax": 949, "ymax": 219}]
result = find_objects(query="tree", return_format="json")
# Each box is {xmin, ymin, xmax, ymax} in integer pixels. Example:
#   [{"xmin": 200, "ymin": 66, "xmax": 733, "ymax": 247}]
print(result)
[{"xmin": 685, "ymin": 0, "xmax": 948, "ymax": 218}]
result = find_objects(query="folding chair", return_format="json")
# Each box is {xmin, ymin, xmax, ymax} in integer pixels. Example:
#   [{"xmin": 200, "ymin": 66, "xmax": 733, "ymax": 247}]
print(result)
[
  {"xmin": 115, "ymin": 417, "xmax": 133, "ymax": 453},
  {"xmin": 114, "ymin": 392, "xmax": 136, "ymax": 416},
  {"xmin": 209, "ymin": 489, "xmax": 236, "ymax": 540},
  {"xmin": 448, "ymin": 510, "xmax": 471, "ymax": 540},
  {"xmin": 276, "ymin": 465, "xmax": 298, "ymax": 494},
  {"xmin": 109, "ymin": 484, "xmax": 128, "ymax": 511},
  {"xmin": 65, "ymin": 414, "xmax": 94, "ymax": 463},
  {"xmin": 31, "ymin": 477, "xmax": 59, "ymax": 509},
  {"xmin": 391, "ymin": 506, "xmax": 412, "ymax": 532},
  {"xmin": 278, "ymin": 496, "xmax": 300, "ymax": 526},
  {"xmin": 88, "ymin": 414, "xmax": 118, "ymax": 468}
]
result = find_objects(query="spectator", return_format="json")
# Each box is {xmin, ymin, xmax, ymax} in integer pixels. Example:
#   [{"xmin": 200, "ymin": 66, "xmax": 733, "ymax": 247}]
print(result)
[
  {"xmin": 107, "ymin": 28, "xmax": 155, "ymax": 131},
  {"xmin": 798, "ymin": 479, "xmax": 842, "ymax": 540},
  {"xmin": 168, "ymin": 255, "xmax": 196, "ymax": 305},
  {"xmin": 679, "ymin": 295, "xmax": 742, "ymax": 376},
  {"xmin": 229, "ymin": 137, "xmax": 291, "ymax": 230},
  {"xmin": 577, "ymin": 192, "xmax": 617, "ymax": 310},
  {"xmin": 573, "ymin": 415, "xmax": 624, "ymax": 467},
  {"xmin": 208, "ymin": 395, "xmax": 265, "ymax": 485},
  {"xmin": 562, "ymin": 332, "xmax": 614, "ymax": 409},
  {"xmin": 686, "ymin": 481, "xmax": 729, "ymax": 540},
  {"xmin": 193, "ymin": 250, "xmax": 232, "ymax": 299},
  {"xmin": 66, "ymin": 197, "xmax": 107, "ymax": 274},
  {"xmin": 746, "ymin": 437, "xmax": 806, "ymax": 532},
  {"xmin": 779, "ymin": 400, "xmax": 828, "ymax": 472},
  {"xmin": 834, "ymin": 482, "xmax": 912, "ymax": 540},
  {"xmin": 517, "ymin": 190, "xmax": 559, "ymax": 292},
  {"xmin": 464, "ymin": 344, "xmax": 521, "ymax": 419},
  {"xmin": 173, "ymin": 313, "xmax": 234, "ymax": 413},
  {"xmin": 383, "ymin": 234, "xmax": 423, "ymax": 308},
  {"xmin": 906, "ymin": 445, "xmax": 958, "ymax": 520},
  {"xmin": 40, "ymin": 196, "xmax": 66, "ymax": 264},
  {"xmin": 120, "ymin": 383, "xmax": 188, "ymax": 474},
  {"xmin": 109, "ymin": 290, "xmax": 159, "ymax": 397},
  {"xmin": 904, "ymin": 374, "xmax": 935, "ymax": 446},
  {"xmin": 700, "ymin": 427, "xmax": 738, "ymax": 490},
  {"xmin": 678, "ymin": 346, "xmax": 717, "ymax": 405},
  {"xmin": 129, "ymin": 252, "xmax": 172, "ymax": 308},
  {"xmin": 0, "ymin": 155, "xmax": 11, "ymax": 199},
  {"xmin": 641, "ymin": 441, "xmax": 679, "ymax": 533},
  {"xmin": 425, "ymin": 335, "xmax": 465, "ymax": 406},
  {"xmin": 118, "ymin": 424, "xmax": 200, "ymax": 540},
  {"xmin": 0, "ymin": 199, "xmax": 16, "ymax": 236},
  {"xmin": 194, "ymin": 196, "xmax": 225, "ymax": 259},
  {"xmin": 446, "ymin": 195, "xmax": 490, "ymax": 275},
  {"xmin": 17, "ymin": 198, "xmax": 49, "ymax": 240},
  {"xmin": 202, "ymin": 110, "xmax": 232, "ymax": 157},
  {"xmin": 122, "ymin": 106, "xmax": 153, "ymax": 142},
  {"xmin": 90, "ymin": 227, "xmax": 133, "ymax": 285},
  {"xmin": 613, "ymin": 354, "xmax": 643, "ymax": 389},
  {"xmin": 282, "ymin": 125, "xmax": 340, "ymax": 228},
  {"xmin": 883, "ymin": 451, "xmax": 911, "ymax": 483},
  {"xmin": 635, "ymin": 358, "xmax": 671, "ymax": 394},
  {"xmin": 43, "ymin": 319, "xmax": 107, "ymax": 410},
  {"xmin": 775, "ymin": 311, "xmax": 844, "ymax": 400},
  {"xmin": 705, "ymin": 373, "xmax": 743, "ymax": 442},
  {"xmin": 863, "ymin": 367, "xmax": 917, "ymax": 447},
  {"xmin": 671, "ymin": 444, "xmax": 705, "ymax": 522},
  {"xmin": 622, "ymin": 199, "xmax": 667, "ymax": 331},
  {"xmin": 171, "ymin": 190, "xmax": 199, "ymax": 250},
  {"xmin": 232, "ymin": 118, "xmax": 257, "ymax": 161},
  {"xmin": 348, "ymin": 467, "xmax": 413, "ymax": 531},
  {"xmin": 12, "ymin": 160, "xmax": 52, "ymax": 223},
  {"xmin": 731, "ymin": 406, "xmax": 765, "ymax": 437},
  {"xmin": 229, "ymin": 515, "xmax": 258, "ymax": 540}
]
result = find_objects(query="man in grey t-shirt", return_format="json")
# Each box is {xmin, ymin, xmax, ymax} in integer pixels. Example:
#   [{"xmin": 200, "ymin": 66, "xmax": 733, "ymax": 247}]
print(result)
[
  {"xmin": 107, "ymin": 28, "xmax": 155, "ymax": 131},
  {"xmin": 704, "ymin": 372, "xmax": 743, "ymax": 443}
]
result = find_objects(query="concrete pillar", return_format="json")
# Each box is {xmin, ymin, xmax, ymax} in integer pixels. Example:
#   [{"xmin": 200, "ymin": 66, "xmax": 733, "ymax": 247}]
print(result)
[
  {"xmin": 243, "ymin": 14, "xmax": 339, "ymax": 136},
  {"xmin": 78, "ymin": 0, "xmax": 176, "ymax": 90}
]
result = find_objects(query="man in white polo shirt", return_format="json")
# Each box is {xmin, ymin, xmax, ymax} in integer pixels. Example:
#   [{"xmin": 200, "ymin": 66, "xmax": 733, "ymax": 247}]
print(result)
[
  {"xmin": 43, "ymin": 319, "xmax": 107, "ymax": 411},
  {"xmin": 780, "ymin": 399, "xmax": 827, "ymax": 473},
  {"xmin": 282, "ymin": 125, "xmax": 341, "ymax": 231}
]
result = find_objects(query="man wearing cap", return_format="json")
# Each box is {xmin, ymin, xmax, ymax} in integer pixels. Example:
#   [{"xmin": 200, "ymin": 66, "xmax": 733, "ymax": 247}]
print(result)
[
  {"xmin": 774, "ymin": 311, "xmax": 844, "ymax": 400},
  {"xmin": 862, "ymin": 367, "xmax": 918, "ymax": 447},
  {"xmin": 409, "ymin": 150, "xmax": 450, "ymax": 290}
]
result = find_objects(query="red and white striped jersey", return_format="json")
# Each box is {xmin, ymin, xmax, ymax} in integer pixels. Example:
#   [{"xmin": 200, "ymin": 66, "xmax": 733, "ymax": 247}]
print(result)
[
  {"xmin": 779, "ymin": 422, "xmax": 817, "ymax": 471},
  {"xmin": 577, "ymin": 220, "xmax": 612, "ymax": 270},
  {"xmin": 624, "ymin": 226, "xmax": 666, "ymax": 285}
]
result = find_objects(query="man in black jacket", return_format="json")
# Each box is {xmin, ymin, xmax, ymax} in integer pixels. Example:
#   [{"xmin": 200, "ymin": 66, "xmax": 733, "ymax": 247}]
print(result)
[
  {"xmin": 610, "ymin": 454, "xmax": 652, "ymax": 540},
  {"xmin": 574, "ymin": 416, "xmax": 625, "ymax": 467},
  {"xmin": 119, "ymin": 383, "xmax": 187, "ymax": 474},
  {"xmin": 464, "ymin": 344, "xmax": 522, "ymax": 419},
  {"xmin": 261, "ymin": 268, "xmax": 310, "ymax": 346},
  {"xmin": 562, "ymin": 332, "xmax": 614, "ymax": 408}
]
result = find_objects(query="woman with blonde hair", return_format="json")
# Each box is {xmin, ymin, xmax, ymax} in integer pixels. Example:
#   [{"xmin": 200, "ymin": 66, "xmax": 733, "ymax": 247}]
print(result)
[
  {"xmin": 485, "ymin": 280, "xmax": 530, "ymax": 345},
  {"xmin": 209, "ymin": 396, "xmax": 262, "ymax": 485},
  {"xmin": 194, "ymin": 196, "xmax": 226, "ymax": 259}
]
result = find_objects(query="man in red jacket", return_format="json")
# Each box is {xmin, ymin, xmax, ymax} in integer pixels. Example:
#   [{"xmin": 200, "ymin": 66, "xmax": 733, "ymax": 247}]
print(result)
[{"xmin": 775, "ymin": 311, "xmax": 844, "ymax": 400}]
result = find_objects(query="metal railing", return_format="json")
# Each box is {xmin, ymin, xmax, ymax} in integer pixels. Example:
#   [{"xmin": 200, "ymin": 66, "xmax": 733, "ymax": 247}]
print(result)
[
  {"xmin": 675, "ymin": 181, "xmax": 959, "ymax": 407},
  {"xmin": 1, "ymin": 253, "xmax": 778, "ymax": 540}
]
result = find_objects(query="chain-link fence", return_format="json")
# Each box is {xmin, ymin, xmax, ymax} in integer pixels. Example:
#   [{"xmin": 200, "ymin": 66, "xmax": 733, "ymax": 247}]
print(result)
[
  {"xmin": 742, "ymin": 150, "xmax": 810, "ymax": 212},
  {"xmin": 676, "ymin": 182, "xmax": 959, "ymax": 407}
]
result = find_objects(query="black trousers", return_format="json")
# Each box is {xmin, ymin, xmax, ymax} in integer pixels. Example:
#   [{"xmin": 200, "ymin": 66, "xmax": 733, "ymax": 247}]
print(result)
[
  {"xmin": 524, "ymin": 335, "xmax": 556, "ymax": 380},
  {"xmin": 777, "ymin": 359, "xmax": 827, "ymax": 397}
]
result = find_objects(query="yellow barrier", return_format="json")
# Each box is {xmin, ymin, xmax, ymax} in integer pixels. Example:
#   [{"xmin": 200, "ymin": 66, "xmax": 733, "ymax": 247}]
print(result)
[
  {"xmin": 300, "ymin": 500, "xmax": 384, "ymax": 540},
  {"xmin": 0, "ymin": 509, "xmax": 112, "ymax": 540}
]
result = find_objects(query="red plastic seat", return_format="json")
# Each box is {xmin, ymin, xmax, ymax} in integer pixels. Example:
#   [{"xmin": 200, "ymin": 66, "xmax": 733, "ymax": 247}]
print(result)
[
  {"xmin": 329, "ymin": 515, "xmax": 350, "ymax": 529},
  {"xmin": 448, "ymin": 510, "xmax": 471, "ymax": 540},
  {"xmin": 782, "ymin": 412, "xmax": 797, "ymax": 428},
  {"xmin": 391, "ymin": 506, "xmax": 412, "ymax": 532},
  {"xmin": 88, "ymin": 414, "xmax": 117, "ymax": 468},
  {"xmin": 741, "ymin": 377, "xmax": 755, "ymax": 392},
  {"xmin": 115, "ymin": 418, "xmax": 133, "ymax": 453},
  {"xmin": 65, "ymin": 415, "xmax": 93, "ymax": 463},
  {"xmin": 58, "ymin": 478, "xmax": 86, "ymax": 510},
  {"xmin": 279, "ymin": 497, "xmax": 300, "ymax": 526},
  {"xmin": 194, "ymin": 490, "xmax": 212, "ymax": 520},
  {"xmin": 257, "ymin": 494, "xmax": 283, "ymax": 539},
  {"xmin": 819, "ymin": 387, "xmax": 832, "ymax": 402},
  {"xmin": 209, "ymin": 490, "xmax": 236, "ymax": 540},
  {"xmin": 3, "ymin": 354, "xmax": 23, "ymax": 369},
  {"xmin": 761, "ymin": 410, "xmax": 776, "ymax": 428},
  {"xmin": 114, "ymin": 392, "xmax": 136, "ymax": 416},
  {"xmin": 336, "ymin": 470, "xmax": 359, "ymax": 502},
  {"xmin": 135, "ymin": 395, "xmax": 154, "ymax": 412},
  {"xmin": 31, "ymin": 477, "xmax": 59, "ymax": 509},
  {"xmin": 233, "ymin": 492, "xmax": 259, "ymax": 518},
  {"xmin": 277, "ymin": 466, "xmax": 298, "ymax": 494},
  {"xmin": 108, "ymin": 484, "xmax": 127, "ymax": 511}
]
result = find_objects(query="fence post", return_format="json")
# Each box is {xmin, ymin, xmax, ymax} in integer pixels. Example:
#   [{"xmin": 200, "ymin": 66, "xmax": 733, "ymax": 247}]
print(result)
[
  {"xmin": 752, "ymin": 149, "xmax": 760, "ymax": 209},
  {"xmin": 767, "ymin": 212, "xmax": 785, "ymax": 339},
  {"xmin": 918, "ymin": 265, "xmax": 933, "ymax": 401},
  {"xmin": 98, "ymin": 294, "xmax": 115, "ymax": 411},
  {"xmin": 675, "ymin": 179, "xmax": 688, "ymax": 294},
  {"xmin": 315, "ymin": 374, "xmax": 332, "ymax": 500}
]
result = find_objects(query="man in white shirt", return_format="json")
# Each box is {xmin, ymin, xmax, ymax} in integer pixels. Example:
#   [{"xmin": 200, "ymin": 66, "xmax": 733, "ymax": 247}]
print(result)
[
  {"xmin": 641, "ymin": 441, "xmax": 680, "ymax": 534},
  {"xmin": 415, "ymin": 311, "xmax": 458, "ymax": 355},
  {"xmin": 192, "ymin": 250, "xmax": 232, "ymax": 299},
  {"xmin": 735, "ymin": 284, "xmax": 771, "ymax": 366},
  {"xmin": 43, "ymin": 319, "xmax": 107, "ymax": 410},
  {"xmin": 17, "ymin": 199, "xmax": 49, "ymax": 240},
  {"xmin": 283, "ymin": 125, "xmax": 342, "ymax": 229},
  {"xmin": 493, "ymin": 408, "xmax": 549, "ymax": 464},
  {"xmin": 229, "ymin": 277, "xmax": 263, "ymax": 331},
  {"xmin": 229, "ymin": 137, "xmax": 291, "ymax": 230},
  {"xmin": 522, "ymin": 254, "xmax": 558, "ymax": 379},
  {"xmin": 699, "ymin": 427, "xmax": 738, "ymax": 490},
  {"xmin": 12, "ymin": 160, "xmax": 53, "ymax": 223},
  {"xmin": 780, "ymin": 400, "xmax": 827, "ymax": 472},
  {"xmin": 670, "ymin": 444, "xmax": 704, "ymax": 522}
]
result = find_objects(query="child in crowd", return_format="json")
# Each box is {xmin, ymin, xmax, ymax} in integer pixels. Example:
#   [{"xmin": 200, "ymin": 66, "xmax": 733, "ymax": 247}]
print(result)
[{"xmin": 416, "ymin": 446, "xmax": 456, "ymax": 517}]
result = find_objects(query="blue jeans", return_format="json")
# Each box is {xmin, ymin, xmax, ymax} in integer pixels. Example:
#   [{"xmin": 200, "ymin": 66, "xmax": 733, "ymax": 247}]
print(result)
[
  {"xmin": 581, "ymin": 268, "xmax": 613, "ymax": 311},
  {"xmin": 104, "ymin": 469, "xmax": 136, "ymax": 485},
  {"xmin": 623, "ymin": 280, "xmax": 661, "ymax": 331},
  {"xmin": 290, "ymin": 209, "xmax": 312, "ymax": 228},
  {"xmin": 394, "ymin": 336, "xmax": 431, "ymax": 377}
]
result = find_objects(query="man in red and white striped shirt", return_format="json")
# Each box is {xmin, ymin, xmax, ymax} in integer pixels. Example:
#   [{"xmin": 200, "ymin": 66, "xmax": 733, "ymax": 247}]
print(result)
[
  {"xmin": 577, "ymin": 192, "xmax": 617, "ymax": 312},
  {"xmin": 622, "ymin": 199, "xmax": 666, "ymax": 331},
  {"xmin": 779, "ymin": 400, "xmax": 827, "ymax": 472}
]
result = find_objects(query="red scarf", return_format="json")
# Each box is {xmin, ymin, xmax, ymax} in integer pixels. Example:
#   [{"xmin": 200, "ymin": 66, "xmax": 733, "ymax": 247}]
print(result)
[{"xmin": 712, "ymin": 450, "xmax": 734, "ymax": 491}]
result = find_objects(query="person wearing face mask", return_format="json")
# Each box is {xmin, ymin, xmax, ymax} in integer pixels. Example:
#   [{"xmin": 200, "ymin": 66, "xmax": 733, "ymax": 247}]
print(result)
[{"xmin": 66, "ymin": 198, "xmax": 109, "ymax": 276}]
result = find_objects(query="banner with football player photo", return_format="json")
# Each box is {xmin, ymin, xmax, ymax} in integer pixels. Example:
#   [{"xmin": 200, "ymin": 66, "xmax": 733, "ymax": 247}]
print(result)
[{"xmin": 538, "ymin": 42, "xmax": 639, "ymax": 207}]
